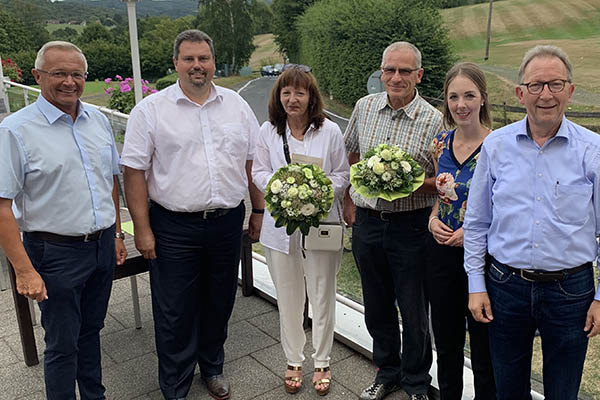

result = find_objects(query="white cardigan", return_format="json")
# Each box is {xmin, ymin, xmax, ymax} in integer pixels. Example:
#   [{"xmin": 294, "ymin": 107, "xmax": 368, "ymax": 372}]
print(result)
[{"xmin": 252, "ymin": 119, "xmax": 350, "ymax": 254}]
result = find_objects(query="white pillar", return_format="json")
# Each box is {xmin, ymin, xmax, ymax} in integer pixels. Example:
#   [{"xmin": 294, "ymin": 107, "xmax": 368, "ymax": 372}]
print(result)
[{"xmin": 124, "ymin": 0, "xmax": 143, "ymax": 106}]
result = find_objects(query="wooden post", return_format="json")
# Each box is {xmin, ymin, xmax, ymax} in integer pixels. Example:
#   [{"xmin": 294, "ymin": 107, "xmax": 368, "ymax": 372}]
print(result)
[
  {"xmin": 503, "ymin": 102, "xmax": 508, "ymax": 126},
  {"xmin": 484, "ymin": 0, "xmax": 494, "ymax": 61}
]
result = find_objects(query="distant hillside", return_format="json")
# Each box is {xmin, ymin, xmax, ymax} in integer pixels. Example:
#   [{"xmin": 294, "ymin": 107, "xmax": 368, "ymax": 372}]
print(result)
[{"xmin": 64, "ymin": 0, "xmax": 198, "ymax": 19}]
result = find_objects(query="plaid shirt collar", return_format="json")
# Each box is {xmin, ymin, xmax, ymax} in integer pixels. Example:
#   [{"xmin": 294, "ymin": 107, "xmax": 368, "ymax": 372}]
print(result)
[{"xmin": 374, "ymin": 88, "xmax": 421, "ymax": 120}]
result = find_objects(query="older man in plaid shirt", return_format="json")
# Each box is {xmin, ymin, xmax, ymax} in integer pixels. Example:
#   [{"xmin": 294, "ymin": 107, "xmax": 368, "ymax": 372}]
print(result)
[{"xmin": 344, "ymin": 41, "xmax": 442, "ymax": 400}]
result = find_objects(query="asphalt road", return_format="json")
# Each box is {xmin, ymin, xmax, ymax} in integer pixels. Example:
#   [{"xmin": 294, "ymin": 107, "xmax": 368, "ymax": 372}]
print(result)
[{"xmin": 238, "ymin": 76, "xmax": 349, "ymax": 132}]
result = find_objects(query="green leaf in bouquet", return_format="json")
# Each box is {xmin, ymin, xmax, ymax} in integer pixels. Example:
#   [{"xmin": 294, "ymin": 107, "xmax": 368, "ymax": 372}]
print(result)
[
  {"xmin": 275, "ymin": 216, "xmax": 286, "ymax": 228},
  {"xmin": 286, "ymin": 221, "xmax": 299, "ymax": 235},
  {"xmin": 299, "ymin": 222, "xmax": 310, "ymax": 236}
]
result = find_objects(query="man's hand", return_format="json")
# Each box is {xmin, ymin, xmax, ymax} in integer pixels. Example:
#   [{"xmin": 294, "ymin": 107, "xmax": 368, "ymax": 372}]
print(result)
[
  {"xmin": 585, "ymin": 300, "xmax": 600, "ymax": 338},
  {"xmin": 15, "ymin": 268, "xmax": 47, "ymax": 302},
  {"xmin": 343, "ymin": 201, "xmax": 356, "ymax": 227},
  {"xmin": 248, "ymin": 213, "xmax": 263, "ymax": 241},
  {"xmin": 134, "ymin": 226, "xmax": 156, "ymax": 259},
  {"xmin": 468, "ymin": 292, "xmax": 493, "ymax": 323},
  {"xmin": 115, "ymin": 238, "xmax": 128, "ymax": 265}
]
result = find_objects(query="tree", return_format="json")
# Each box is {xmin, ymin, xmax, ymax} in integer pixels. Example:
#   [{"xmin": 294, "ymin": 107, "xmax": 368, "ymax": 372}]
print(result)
[
  {"xmin": 250, "ymin": 0, "xmax": 273, "ymax": 35},
  {"xmin": 297, "ymin": 0, "xmax": 455, "ymax": 105},
  {"xmin": 197, "ymin": 0, "xmax": 256, "ymax": 74},
  {"xmin": 51, "ymin": 27, "xmax": 79, "ymax": 43},
  {"xmin": 271, "ymin": 0, "xmax": 315, "ymax": 62},
  {"xmin": 78, "ymin": 22, "xmax": 114, "ymax": 46}
]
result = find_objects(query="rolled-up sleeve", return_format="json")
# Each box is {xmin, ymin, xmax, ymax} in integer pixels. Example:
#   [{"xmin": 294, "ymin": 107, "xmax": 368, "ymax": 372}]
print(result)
[
  {"xmin": 0, "ymin": 128, "xmax": 26, "ymax": 199},
  {"xmin": 463, "ymin": 143, "xmax": 494, "ymax": 293}
]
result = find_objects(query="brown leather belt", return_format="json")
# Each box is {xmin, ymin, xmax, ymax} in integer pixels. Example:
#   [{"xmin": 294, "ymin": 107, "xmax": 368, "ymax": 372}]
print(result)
[{"xmin": 491, "ymin": 257, "xmax": 591, "ymax": 282}]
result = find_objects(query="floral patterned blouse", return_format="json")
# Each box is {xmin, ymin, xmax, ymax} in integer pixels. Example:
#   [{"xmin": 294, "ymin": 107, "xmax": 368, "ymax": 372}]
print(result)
[{"xmin": 431, "ymin": 129, "xmax": 481, "ymax": 231}]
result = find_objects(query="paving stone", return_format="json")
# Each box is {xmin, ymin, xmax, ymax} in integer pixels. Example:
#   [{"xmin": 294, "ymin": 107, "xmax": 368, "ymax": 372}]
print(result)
[
  {"xmin": 101, "ymin": 326, "xmax": 156, "ymax": 364},
  {"xmin": 0, "ymin": 337, "xmax": 19, "ymax": 365},
  {"xmin": 101, "ymin": 312, "xmax": 127, "ymax": 336},
  {"xmin": 0, "ymin": 288, "xmax": 15, "ymax": 313},
  {"xmin": 0, "ymin": 362, "xmax": 44, "ymax": 400},
  {"xmin": 107, "ymin": 293, "xmax": 154, "ymax": 329},
  {"xmin": 103, "ymin": 353, "xmax": 160, "ymax": 399},
  {"xmin": 0, "ymin": 308, "xmax": 19, "ymax": 338},
  {"xmin": 15, "ymin": 391, "xmax": 46, "ymax": 400},
  {"xmin": 224, "ymin": 320, "xmax": 277, "ymax": 362},
  {"xmin": 109, "ymin": 275, "xmax": 152, "ymax": 307},
  {"xmin": 5, "ymin": 326, "xmax": 45, "ymax": 363},
  {"xmin": 246, "ymin": 309, "xmax": 281, "ymax": 340},
  {"xmin": 258, "ymin": 377, "xmax": 355, "ymax": 399},
  {"xmin": 229, "ymin": 293, "xmax": 276, "ymax": 324}
]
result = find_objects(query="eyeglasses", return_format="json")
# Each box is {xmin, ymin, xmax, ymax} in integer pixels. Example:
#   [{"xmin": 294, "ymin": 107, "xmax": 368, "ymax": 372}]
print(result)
[
  {"xmin": 519, "ymin": 79, "xmax": 570, "ymax": 95},
  {"xmin": 282, "ymin": 64, "xmax": 312, "ymax": 73},
  {"xmin": 381, "ymin": 66, "xmax": 420, "ymax": 76},
  {"xmin": 36, "ymin": 69, "xmax": 88, "ymax": 81}
]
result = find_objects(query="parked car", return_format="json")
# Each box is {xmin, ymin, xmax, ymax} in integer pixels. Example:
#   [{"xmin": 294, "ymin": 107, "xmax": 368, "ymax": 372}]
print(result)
[
  {"xmin": 273, "ymin": 63, "xmax": 285, "ymax": 76},
  {"xmin": 261, "ymin": 65, "xmax": 274, "ymax": 76}
]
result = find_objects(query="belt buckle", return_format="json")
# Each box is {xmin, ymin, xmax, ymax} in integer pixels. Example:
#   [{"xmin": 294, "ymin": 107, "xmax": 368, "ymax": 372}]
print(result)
[
  {"xmin": 202, "ymin": 209, "xmax": 216, "ymax": 219},
  {"xmin": 520, "ymin": 269, "xmax": 536, "ymax": 282},
  {"xmin": 380, "ymin": 211, "xmax": 391, "ymax": 222}
]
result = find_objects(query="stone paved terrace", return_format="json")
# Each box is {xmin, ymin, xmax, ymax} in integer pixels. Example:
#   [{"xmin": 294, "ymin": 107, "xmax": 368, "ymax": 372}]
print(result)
[{"xmin": 0, "ymin": 268, "xmax": 423, "ymax": 400}]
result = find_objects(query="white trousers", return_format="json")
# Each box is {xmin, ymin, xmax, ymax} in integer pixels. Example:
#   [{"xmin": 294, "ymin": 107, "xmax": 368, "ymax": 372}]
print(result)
[{"xmin": 265, "ymin": 242, "xmax": 342, "ymax": 368}]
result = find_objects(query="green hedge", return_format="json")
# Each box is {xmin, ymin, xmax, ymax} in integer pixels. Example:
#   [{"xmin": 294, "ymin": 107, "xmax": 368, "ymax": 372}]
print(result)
[
  {"xmin": 155, "ymin": 73, "xmax": 178, "ymax": 91},
  {"xmin": 297, "ymin": 0, "xmax": 455, "ymax": 106}
]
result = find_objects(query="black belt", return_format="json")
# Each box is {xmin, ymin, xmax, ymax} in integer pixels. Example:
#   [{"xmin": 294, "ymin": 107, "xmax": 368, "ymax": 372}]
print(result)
[
  {"xmin": 491, "ymin": 257, "xmax": 592, "ymax": 282},
  {"xmin": 360, "ymin": 206, "xmax": 428, "ymax": 222},
  {"xmin": 151, "ymin": 200, "xmax": 234, "ymax": 220},
  {"xmin": 26, "ymin": 228, "xmax": 108, "ymax": 243}
]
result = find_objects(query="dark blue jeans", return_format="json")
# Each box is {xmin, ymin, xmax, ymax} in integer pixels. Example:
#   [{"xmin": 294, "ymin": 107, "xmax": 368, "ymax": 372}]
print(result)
[
  {"xmin": 23, "ymin": 225, "xmax": 115, "ymax": 400},
  {"xmin": 487, "ymin": 259, "xmax": 594, "ymax": 400},
  {"xmin": 426, "ymin": 241, "xmax": 495, "ymax": 400},
  {"xmin": 352, "ymin": 207, "xmax": 432, "ymax": 396},
  {"xmin": 148, "ymin": 201, "xmax": 244, "ymax": 399}
]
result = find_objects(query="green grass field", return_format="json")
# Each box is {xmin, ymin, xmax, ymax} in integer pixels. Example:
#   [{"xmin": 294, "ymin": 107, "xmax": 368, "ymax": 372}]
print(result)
[{"xmin": 46, "ymin": 23, "xmax": 85, "ymax": 34}]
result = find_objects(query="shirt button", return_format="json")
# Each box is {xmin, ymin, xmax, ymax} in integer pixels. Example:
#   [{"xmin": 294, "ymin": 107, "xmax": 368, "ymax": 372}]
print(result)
[
  {"xmin": 540, "ymin": 150, "xmax": 544, "ymax": 154},
  {"xmin": 536, "ymin": 220, "xmax": 540, "ymax": 225},
  {"xmin": 538, "ymin": 173, "xmax": 542, "ymax": 177},
  {"xmin": 535, "ymin": 244, "xmax": 539, "ymax": 248},
  {"xmin": 537, "ymin": 196, "xmax": 541, "ymax": 201}
]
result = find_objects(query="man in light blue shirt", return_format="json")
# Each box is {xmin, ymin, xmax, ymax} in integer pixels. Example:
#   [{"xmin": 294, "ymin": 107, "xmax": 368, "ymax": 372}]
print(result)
[
  {"xmin": 0, "ymin": 41, "xmax": 127, "ymax": 399},
  {"xmin": 464, "ymin": 45, "xmax": 600, "ymax": 400}
]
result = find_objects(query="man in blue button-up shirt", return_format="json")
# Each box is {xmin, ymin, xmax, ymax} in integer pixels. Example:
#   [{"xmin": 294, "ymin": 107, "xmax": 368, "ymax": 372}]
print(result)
[
  {"xmin": 0, "ymin": 41, "xmax": 127, "ymax": 400},
  {"xmin": 464, "ymin": 45, "xmax": 600, "ymax": 400}
]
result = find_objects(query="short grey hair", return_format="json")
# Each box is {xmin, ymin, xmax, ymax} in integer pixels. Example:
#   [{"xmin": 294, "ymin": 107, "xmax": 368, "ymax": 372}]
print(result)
[
  {"xmin": 518, "ymin": 45, "xmax": 573, "ymax": 83},
  {"xmin": 381, "ymin": 42, "xmax": 422, "ymax": 69},
  {"xmin": 173, "ymin": 29, "xmax": 215, "ymax": 59},
  {"xmin": 35, "ymin": 41, "xmax": 87, "ymax": 71}
]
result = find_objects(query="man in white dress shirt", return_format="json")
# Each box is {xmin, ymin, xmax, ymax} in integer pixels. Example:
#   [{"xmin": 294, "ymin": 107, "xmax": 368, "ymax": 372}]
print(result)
[{"xmin": 121, "ymin": 30, "xmax": 263, "ymax": 400}]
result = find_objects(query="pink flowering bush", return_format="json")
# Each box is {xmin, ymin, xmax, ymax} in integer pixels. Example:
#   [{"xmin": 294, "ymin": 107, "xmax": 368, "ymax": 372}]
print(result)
[
  {"xmin": 104, "ymin": 75, "xmax": 157, "ymax": 114},
  {"xmin": 2, "ymin": 58, "xmax": 23, "ymax": 83}
]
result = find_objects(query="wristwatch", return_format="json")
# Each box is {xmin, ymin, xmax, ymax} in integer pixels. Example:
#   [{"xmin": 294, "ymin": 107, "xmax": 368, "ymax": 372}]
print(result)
[{"xmin": 114, "ymin": 231, "xmax": 126, "ymax": 239}]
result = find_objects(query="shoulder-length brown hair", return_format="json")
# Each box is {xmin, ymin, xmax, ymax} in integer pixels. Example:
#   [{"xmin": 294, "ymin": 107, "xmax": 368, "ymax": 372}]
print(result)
[
  {"xmin": 268, "ymin": 67, "xmax": 326, "ymax": 136},
  {"xmin": 443, "ymin": 62, "xmax": 491, "ymax": 128}
]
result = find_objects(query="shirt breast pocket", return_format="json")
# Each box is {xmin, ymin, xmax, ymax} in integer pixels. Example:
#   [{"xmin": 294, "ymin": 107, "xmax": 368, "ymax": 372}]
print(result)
[
  {"xmin": 221, "ymin": 123, "xmax": 249, "ymax": 157},
  {"xmin": 553, "ymin": 183, "xmax": 592, "ymax": 225}
]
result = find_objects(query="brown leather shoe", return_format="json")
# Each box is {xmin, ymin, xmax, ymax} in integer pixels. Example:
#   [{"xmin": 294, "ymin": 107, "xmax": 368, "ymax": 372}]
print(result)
[{"xmin": 202, "ymin": 374, "xmax": 231, "ymax": 400}]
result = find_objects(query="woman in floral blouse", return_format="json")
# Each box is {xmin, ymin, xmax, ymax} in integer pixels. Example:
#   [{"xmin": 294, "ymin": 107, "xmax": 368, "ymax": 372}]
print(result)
[{"xmin": 426, "ymin": 62, "xmax": 496, "ymax": 400}]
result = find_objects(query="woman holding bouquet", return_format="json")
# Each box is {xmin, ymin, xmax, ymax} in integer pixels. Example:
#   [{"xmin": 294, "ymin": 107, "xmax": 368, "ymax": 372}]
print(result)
[
  {"xmin": 252, "ymin": 65, "xmax": 349, "ymax": 396},
  {"xmin": 426, "ymin": 62, "xmax": 496, "ymax": 399}
]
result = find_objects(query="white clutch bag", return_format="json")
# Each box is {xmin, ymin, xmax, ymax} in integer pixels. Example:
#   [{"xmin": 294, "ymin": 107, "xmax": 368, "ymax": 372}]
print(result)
[{"xmin": 302, "ymin": 223, "xmax": 343, "ymax": 251}]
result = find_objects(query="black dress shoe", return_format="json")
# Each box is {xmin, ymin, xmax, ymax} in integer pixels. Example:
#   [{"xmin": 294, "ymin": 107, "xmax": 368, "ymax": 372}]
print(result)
[
  {"xmin": 359, "ymin": 381, "xmax": 402, "ymax": 400},
  {"xmin": 202, "ymin": 374, "xmax": 231, "ymax": 400}
]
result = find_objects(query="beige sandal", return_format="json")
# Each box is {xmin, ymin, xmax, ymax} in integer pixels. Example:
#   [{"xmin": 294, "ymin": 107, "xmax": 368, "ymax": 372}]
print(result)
[
  {"xmin": 313, "ymin": 366, "xmax": 331, "ymax": 396},
  {"xmin": 284, "ymin": 365, "xmax": 303, "ymax": 394}
]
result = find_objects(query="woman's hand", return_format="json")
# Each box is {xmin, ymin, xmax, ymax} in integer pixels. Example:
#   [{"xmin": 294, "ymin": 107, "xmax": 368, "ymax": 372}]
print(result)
[
  {"xmin": 430, "ymin": 217, "xmax": 454, "ymax": 245},
  {"xmin": 444, "ymin": 227, "xmax": 464, "ymax": 247}
]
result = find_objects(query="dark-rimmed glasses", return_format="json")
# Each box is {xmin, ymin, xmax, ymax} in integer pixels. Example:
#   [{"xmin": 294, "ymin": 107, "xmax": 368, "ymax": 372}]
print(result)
[
  {"xmin": 36, "ymin": 69, "xmax": 88, "ymax": 81},
  {"xmin": 519, "ymin": 79, "xmax": 570, "ymax": 95},
  {"xmin": 282, "ymin": 64, "xmax": 312, "ymax": 73},
  {"xmin": 381, "ymin": 67, "xmax": 420, "ymax": 76}
]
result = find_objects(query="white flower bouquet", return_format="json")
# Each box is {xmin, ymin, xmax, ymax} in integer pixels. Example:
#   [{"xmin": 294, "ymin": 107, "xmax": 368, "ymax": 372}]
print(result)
[
  {"xmin": 265, "ymin": 163, "xmax": 335, "ymax": 235},
  {"xmin": 350, "ymin": 144, "xmax": 425, "ymax": 201}
]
